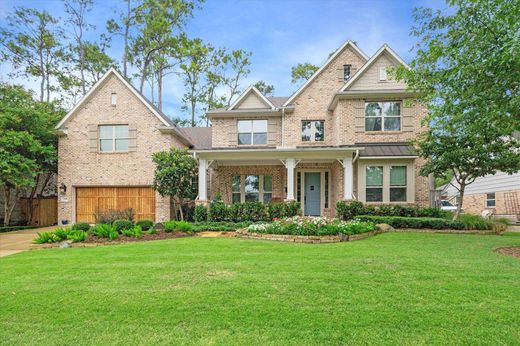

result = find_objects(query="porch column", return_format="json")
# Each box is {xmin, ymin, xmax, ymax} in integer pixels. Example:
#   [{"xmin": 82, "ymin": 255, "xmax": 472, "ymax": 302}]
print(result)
[
  {"xmin": 343, "ymin": 156, "xmax": 354, "ymax": 200},
  {"xmin": 285, "ymin": 158, "xmax": 296, "ymax": 200},
  {"xmin": 198, "ymin": 159, "xmax": 208, "ymax": 201}
]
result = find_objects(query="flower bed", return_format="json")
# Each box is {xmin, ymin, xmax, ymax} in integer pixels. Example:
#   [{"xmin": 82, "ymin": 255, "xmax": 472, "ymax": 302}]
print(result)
[{"xmin": 247, "ymin": 217, "xmax": 377, "ymax": 236}]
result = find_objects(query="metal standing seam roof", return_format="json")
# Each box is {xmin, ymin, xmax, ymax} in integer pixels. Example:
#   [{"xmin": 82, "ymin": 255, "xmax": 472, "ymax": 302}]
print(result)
[{"xmin": 356, "ymin": 142, "xmax": 415, "ymax": 157}]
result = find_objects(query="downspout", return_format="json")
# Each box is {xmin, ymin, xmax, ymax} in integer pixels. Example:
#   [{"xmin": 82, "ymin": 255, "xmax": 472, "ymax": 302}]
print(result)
[{"xmin": 353, "ymin": 149, "xmax": 360, "ymax": 163}]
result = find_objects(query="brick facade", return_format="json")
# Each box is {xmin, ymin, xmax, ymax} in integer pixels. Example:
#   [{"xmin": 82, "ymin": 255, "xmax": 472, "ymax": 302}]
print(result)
[{"xmin": 461, "ymin": 189, "xmax": 520, "ymax": 217}]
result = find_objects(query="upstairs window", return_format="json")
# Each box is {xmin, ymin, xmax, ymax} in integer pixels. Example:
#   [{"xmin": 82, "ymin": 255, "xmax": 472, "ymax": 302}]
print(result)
[
  {"xmin": 238, "ymin": 120, "xmax": 267, "ymax": 145},
  {"xmin": 301, "ymin": 120, "xmax": 324, "ymax": 142},
  {"xmin": 343, "ymin": 65, "xmax": 351, "ymax": 80},
  {"xmin": 365, "ymin": 101, "xmax": 401, "ymax": 132},
  {"xmin": 486, "ymin": 193, "xmax": 496, "ymax": 208},
  {"xmin": 99, "ymin": 125, "xmax": 129, "ymax": 152}
]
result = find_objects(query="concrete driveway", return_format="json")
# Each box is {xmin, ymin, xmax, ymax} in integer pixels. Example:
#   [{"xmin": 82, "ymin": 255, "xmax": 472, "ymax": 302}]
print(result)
[{"xmin": 0, "ymin": 226, "xmax": 55, "ymax": 257}]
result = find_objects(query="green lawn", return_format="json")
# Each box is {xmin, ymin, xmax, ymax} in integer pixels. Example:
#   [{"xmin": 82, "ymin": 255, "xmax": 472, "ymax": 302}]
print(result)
[{"xmin": 1, "ymin": 233, "xmax": 520, "ymax": 345}]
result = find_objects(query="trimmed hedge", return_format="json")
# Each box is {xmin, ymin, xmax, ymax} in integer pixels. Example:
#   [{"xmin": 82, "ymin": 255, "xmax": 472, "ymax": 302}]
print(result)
[
  {"xmin": 248, "ymin": 218, "xmax": 377, "ymax": 236},
  {"xmin": 71, "ymin": 223, "xmax": 91, "ymax": 231},
  {"xmin": 135, "ymin": 219, "xmax": 154, "ymax": 231},
  {"xmin": 112, "ymin": 219, "xmax": 134, "ymax": 233},
  {"xmin": 336, "ymin": 201, "xmax": 449, "ymax": 220},
  {"xmin": 0, "ymin": 225, "xmax": 36, "ymax": 233},
  {"xmin": 206, "ymin": 201, "xmax": 301, "ymax": 222},
  {"xmin": 355, "ymin": 215, "xmax": 465, "ymax": 230}
]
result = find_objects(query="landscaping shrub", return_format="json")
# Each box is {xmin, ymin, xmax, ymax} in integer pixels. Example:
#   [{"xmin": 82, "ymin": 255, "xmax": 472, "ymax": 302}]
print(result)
[
  {"xmin": 192, "ymin": 221, "xmax": 252, "ymax": 232},
  {"xmin": 145, "ymin": 227, "xmax": 157, "ymax": 235},
  {"xmin": 66, "ymin": 230, "xmax": 87, "ymax": 242},
  {"xmin": 164, "ymin": 220, "xmax": 193, "ymax": 232},
  {"xmin": 135, "ymin": 219, "xmax": 153, "ymax": 231},
  {"xmin": 53, "ymin": 228, "xmax": 69, "ymax": 241},
  {"xmin": 247, "ymin": 217, "xmax": 376, "ymax": 236},
  {"xmin": 113, "ymin": 219, "xmax": 134, "ymax": 233},
  {"xmin": 94, "ymin": 208, "xmax": 134, "ymax": 224},
  {"xmin": 33, "ymin": 228, "xmax": 88, "ymax": 244},
  {"xmin": 92, "ymin": 224, "xmax": 119, "ymax": 240},
  {"xmin": 208, "ymin": 201, "xmax": 229, "ymax": 221},
  {"xmin": 207, "ymin": 201, "xmax": 302, "ymax": 222},
  {"xmin": 33, "ymin": 231, "xmax": 60, "ymax": 244},
  {"xmin": 193, "ymin": 205, "xmax": 208, "ymax": 222},
  {"xmin": 0, "ymin": 225, "xmax": 36, "ymax": 233},
  {"xmin": 457, "ymin": 214, "xmax": 493, "ymax": 230},
  {"xmin": 354, "ymin": 215, "xmax": 465, "ymax": 230},
  {"xmin": 71, "ymin": 223, "xmax": 90, "ymax": 232},
  {"xmin": 121, "ymin": 225, "xmax": 142, "ymax": 238},
  {"xmin": 336, "ymin": 201, "xmax": 449, "ymax": 220}
]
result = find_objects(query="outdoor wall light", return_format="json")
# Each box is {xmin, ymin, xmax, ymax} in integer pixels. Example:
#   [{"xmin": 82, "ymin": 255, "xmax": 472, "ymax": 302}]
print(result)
[{"xmin": 59, "ymin": 183, "xmax": 67, "ymax": 194}]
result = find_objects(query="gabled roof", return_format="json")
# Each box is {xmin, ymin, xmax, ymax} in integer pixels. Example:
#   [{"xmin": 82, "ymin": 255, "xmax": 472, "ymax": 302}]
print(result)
[
  {"xmin": 282, "ymin": 40, "xmax": 369, "ymax": 107},
  {"xmin": 228, "ymin": 85, "xmax": 276, "ymax": 110},
  {"xmin": 55, "ymin": 68, "xmax": 193, "ymax": 146},
  {"xmin": 340, "ymin": 44, "xmax": 409, "ymax": 92},
  {"xmin": 181, "ymin": 127, "xmax": 212, "ymax": 150}
]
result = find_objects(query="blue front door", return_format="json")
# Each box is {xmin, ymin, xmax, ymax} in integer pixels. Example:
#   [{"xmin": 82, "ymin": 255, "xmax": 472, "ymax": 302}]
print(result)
[{"xmin": 304, "ymin": 172, "xmax": 321, "ymax": 216}]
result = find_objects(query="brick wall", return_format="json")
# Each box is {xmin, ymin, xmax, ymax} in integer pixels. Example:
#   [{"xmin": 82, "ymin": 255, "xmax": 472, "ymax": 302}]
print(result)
[{"xmin": 462, "ymin": 189, "xmax": 520, "ymax": 217}]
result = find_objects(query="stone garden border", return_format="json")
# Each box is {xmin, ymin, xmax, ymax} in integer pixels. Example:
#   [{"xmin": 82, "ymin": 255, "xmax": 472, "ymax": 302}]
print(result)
[{"xmin": 235, "ymin": 229, "xmax": 388, "ymax": 244}]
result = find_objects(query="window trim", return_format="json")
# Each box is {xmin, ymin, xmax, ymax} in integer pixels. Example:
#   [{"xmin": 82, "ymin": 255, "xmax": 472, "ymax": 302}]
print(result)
[
  {"xmin": 389, "ymin": 166, "xmax": 407, "ymax": 202},
  {"xmin": 231, "ymin": 174, "xmax": 272, "ymax": 203},
  {"xmin": 359, "ymin": 162, "xmax": 414, "ymax": 204},
  {"xmin": 486, "ymin": 192, "xmax": 496, "ymax": 208},
  {"xmin": 364, "ymin": 101, "xmax": 402, "ymax": 132},
  {"xmin": 301, "ymin": 120, "xmax": 325, "ymax": 142},
  {"xmin": 98, "ymin": 124, "xmax": 129, "ymax": 153},
  {"xmin": 237, "ymin": 119, "xmax": 268, "ymax": 146},
  {"xmin": 366, "ymin": 166, "xmax": 384, "ymax": 202},
  {"xmin": 343, "ymin": 64, "xmax": 351, "ymax": 81}
]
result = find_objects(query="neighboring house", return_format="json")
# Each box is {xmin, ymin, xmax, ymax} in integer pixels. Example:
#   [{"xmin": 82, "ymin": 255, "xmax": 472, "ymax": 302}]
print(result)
[
  {"xmin": 444, "ymin": 172, "xmax": 520, "ymax": 221},
  {"xmin": 56, "ymin": 39, "xmax": 431, "ymax": 224}
]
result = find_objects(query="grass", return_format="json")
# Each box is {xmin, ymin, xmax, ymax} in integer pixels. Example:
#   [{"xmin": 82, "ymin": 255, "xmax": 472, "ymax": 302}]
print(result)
[{"xmin": 1, "ymin": 232, "xmax": 520, "ymax": 345}]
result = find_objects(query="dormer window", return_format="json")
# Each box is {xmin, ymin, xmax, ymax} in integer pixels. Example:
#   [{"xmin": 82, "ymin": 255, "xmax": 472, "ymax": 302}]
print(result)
[
  {"xmin": 379, "ymin": 67, "xmax": 387, "ymax": 81},
  {"xmin": 343, "ymin": 65, "xmax": 351, "ymax": 81},
  {"xmin": 111, "ymin": 92, "xmax": 117, "ymax": 106}
]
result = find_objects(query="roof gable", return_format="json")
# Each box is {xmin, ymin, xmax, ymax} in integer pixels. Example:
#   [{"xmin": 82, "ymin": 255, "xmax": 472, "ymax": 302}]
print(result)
[
  {"xmin": 340, "ymin": 44, "xmax": 409, "ymax": 92},
  {"xmin": 283, "ymin": 40, "xmax": 369, "ymax": 106},
  {"xmin": 228, "ymin": 85, "xmax": 276, "ymax": 110},
  {"xmin": 55, "ymin": 68, "xmax": 192, "ymax": 146}
]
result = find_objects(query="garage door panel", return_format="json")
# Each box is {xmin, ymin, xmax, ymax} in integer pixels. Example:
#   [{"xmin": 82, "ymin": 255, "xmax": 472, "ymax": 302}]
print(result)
[{"xmin": 76, "ymin": 187, "xmax": 156, "ymax": 223}]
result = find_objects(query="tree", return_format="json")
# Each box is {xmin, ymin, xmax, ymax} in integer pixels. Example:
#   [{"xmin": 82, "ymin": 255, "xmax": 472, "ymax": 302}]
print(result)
[
  {"xmin": 0, "ymin": 84, "xmax": 64, "ymax": 225},
  {"xmin": 0, "ymin": 7, "xmax": 65, "ymax": 102},
  {"xmin": 224, "ymin": 49, "xmax": 252, "ymax": 106},
  {"xmin": 291, "ymin": 62, "xmax": 318, "ymax": 84},
  {"xmin": 152, "ymin": 148, "xmax": 198, "ymax": 220},
  {"xmin": 396, "ymin": 0, "xmax": 520, "ymax": 219},
  {"xmin": 254, "ymin": 80, "xmax": 275, "ymax": 96},
  {"xmin": 82, "ymin": 41, "xmax": 118, "ymax": 88}
]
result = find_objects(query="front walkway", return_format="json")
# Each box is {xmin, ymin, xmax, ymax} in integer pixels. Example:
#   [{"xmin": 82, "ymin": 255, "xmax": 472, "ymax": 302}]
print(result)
[{"xmin": 0, "ymin": 226, "xmax": 55, "ymax": 257}]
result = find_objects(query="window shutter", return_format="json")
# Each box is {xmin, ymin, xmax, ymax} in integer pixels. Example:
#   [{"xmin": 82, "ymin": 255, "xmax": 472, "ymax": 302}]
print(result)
[
  {"xmin": 267, "ymin": 118, "xmax": 277, "ymax": 146},
  {"xmin": 354, "ymin": 100, "xmax": 365, "ymax": 133},
  {"xmin": 88, "ymin": 124, "xmax": 98, "ymax": 153},
  {"xmin": 379, "ymin": 67, "xmax": 387, "ymax": 81},
  {"xmin": 228, "ymin": 120, "xmax": 237, "ymax": 146},
  {"xmin": 128, "ymin": 124, "xmax": 137, "ymax": 151},
  {"xmin": 402, "ymin": 100, "xmax": 414, "ymax": 132},
  {"xmin": 337, "ymin": 68, "xmax": 345, "ymax": 81}
]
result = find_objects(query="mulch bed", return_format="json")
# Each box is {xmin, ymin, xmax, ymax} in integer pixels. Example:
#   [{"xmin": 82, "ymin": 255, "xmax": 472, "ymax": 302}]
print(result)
[{"xmin": 495, "ymin": 246, "xmax": 520, "ymax": 259}]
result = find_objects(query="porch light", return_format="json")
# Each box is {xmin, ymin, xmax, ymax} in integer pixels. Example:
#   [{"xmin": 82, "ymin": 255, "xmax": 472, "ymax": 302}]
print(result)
[{"xmin": 59, "ymin": 183, "xmax": 67, "ymax": 194}]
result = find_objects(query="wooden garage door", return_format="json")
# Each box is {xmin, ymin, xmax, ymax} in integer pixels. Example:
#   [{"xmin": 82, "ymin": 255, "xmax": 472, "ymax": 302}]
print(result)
[{"xmin": 76, "ymin": 187, "xmax": 155, "ymax": 223}]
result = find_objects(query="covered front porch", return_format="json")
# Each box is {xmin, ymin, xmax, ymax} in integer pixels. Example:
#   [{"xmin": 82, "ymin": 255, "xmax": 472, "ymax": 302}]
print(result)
[{"xmin": 193, "ymin": 147, "xmax": 361, "ymax": 216}]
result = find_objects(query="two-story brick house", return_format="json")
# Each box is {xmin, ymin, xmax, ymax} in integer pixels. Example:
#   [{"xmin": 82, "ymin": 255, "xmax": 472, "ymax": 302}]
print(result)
[{"xmin": 55, "ymin": 40, "xmax": 430, "ymax": 224}]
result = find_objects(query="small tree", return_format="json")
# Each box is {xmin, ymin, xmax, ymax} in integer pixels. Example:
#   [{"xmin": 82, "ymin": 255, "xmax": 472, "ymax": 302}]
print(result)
[
  {"xmin": 152, "ymin": 148, "xmax": 198, "ymax": 220},
  {"xmin": 291, "ymin": 62, "xmax": 318, "ymax": 85}
]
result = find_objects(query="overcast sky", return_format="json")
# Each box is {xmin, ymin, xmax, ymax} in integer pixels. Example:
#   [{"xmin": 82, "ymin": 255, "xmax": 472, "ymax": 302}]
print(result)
[{"xmin": 0, "ymin": 0, "xmax": 447, "ymax": 122}]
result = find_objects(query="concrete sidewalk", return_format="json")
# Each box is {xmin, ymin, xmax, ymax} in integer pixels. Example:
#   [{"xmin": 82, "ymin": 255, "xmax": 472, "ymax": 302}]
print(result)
[{"xmin": 0, "ymin": 226, "xmax": 55, "ymax": 257}]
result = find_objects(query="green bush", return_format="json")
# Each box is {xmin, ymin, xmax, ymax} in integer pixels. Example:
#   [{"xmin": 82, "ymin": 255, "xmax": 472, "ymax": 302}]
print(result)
[
  {"xmin": 206, "ymin": 201, "xmax": 302, "ymax": 222},
  {"xmin": 0, "ymin": 225, "xmax": 36, "ymax": 233},
  {"xmin": 336, "ymin": 201, "xmax": 449, "ymax": 220},
  {"xmin": 193, "ymin": 205, "xmax": 208, "ymax": 222},
  {"xmin": 135, "ymin": 219, "xmax": 153, "ymax": 231},
  {"xmin": 121, "ymin": 225, "xmax": 142, "ymax": 238},
  {"xmin": 94, "ymin": 208, "xmax": 134, "ymax": 224},
  {"xmin": 248, "ymin": 217, "xmax": 376, "ymax": 236},
  {"xmin": 71, "ymin": 223, "xmax": 90, "ymax": 232},
  {"xmin": 33, "ymin": 231, "xmax": 60, "ymax": 244},
  {"xmin": 145, "ymin": 227, "xmax": 157, "ymax": 235},
  {"xmin": 192, "ymin": 221, "xmax": 252, "ymax": 232},
  {"xmin": 92, "ymin": 224, "xmax": 119, "ymax": 240},
  {"xmin": 66, "ymin": 230, "xmax": 87, "ymax": 242},
  {"xmin": 113, "ymin": 219, "xmax": 134, "ymax": 233},
  {"xmin": 53, "ymin": 228, "xmax": 69, "ymax": 241},
  {"xmin": 208, "ymin": 201, "xmax": 229, "ymax": 221},
  {"xmin": 457, "ymin": 214, "xmax": 493, "ymax": 230},
  {"xmin": 164, "ymin": 220, "xmax": 193, "ymax": 232},
  {"xmin": 354, "ymin": 215, "xmax": 465, "ymax": 230}
]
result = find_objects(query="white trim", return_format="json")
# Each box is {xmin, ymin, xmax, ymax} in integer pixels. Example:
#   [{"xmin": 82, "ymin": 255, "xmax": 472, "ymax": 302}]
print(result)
[
  {"xmin": 340, "ymin": 44, "xmax": 410, "ymax": 92},
  {"xmin": 227, "ymin": 85, "xmax": 276, "ymax": 111},
  {"xmin": 282, "ymin": 40, "xmax": 369, "ymax": 107},
  {"xmin": 358, "ymin": 156, "xmax": 418, "ymax": 159}
]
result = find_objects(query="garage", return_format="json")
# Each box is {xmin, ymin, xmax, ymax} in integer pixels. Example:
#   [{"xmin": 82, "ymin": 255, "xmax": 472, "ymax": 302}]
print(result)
[{"xmin": 76, "ymin": 187, "xmax": 155, "ymax": 223}]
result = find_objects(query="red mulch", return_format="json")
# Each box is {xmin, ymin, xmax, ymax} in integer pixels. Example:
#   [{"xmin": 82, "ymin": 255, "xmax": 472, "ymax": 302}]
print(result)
[
  {"xmin": 85, "ymin": 230, "xmax": 190, "ymax": 244},
  {"xmin": 495, "ymin": 247, "xmax": 520, "ymax": 259}
]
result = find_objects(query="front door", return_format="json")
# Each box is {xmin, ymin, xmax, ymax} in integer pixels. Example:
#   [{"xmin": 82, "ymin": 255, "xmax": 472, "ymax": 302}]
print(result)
[{"xmin": 304, "ymin": 172, "xmax": 321, "ymax": 216}]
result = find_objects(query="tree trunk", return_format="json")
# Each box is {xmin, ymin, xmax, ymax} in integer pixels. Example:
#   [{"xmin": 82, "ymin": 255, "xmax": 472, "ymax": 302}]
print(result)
[
  {"xmin": 122, "ymin": 0, "xmax": 130, "ymax": 78},
  {"xmin": 3, "ymin": 187, "xmax": 17, "ymax": 227},
  {"xmin": 27, "ymin": 174, "xmax": 41, "ymax": 225},
  {"xmin": 454, "ymin": 181, "xmax": 466, "ymax": 220},
  {"xmin": 158, "ymin": 71, "xmax": 163, "ymax": 111},
  {"xmin": 39, "ymin": 48, "xmax": 45, "ymax": 102}
]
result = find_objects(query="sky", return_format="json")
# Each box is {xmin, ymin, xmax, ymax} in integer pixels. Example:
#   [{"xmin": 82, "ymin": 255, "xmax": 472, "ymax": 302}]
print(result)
[{"xmin": 0, "ymin": 0, "xmax": 448, "ymax": 122}]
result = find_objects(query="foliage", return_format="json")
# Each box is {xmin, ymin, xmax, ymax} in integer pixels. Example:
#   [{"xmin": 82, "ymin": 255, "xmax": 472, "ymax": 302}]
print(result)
[
  {"xmin": 0, "ymin": 225, "xmax": 36, "ymax": 233},
  {"xmin": 355, "ymin": 215, "xmax": 465, "ymax": 230},
  {"xmin": 121, "ymin": 225, "xmax": 142, "ymax": 238},
  {"xmin": 248, "ymin": 217, "xmax": 376, "ymax": 236},
  {"xmin": 67, "ymin": 230, "xmax": 87, "ymax": 242},
  {"xmin": 135, "ymin": 219, "xmax": 154, "ymax": 231},
  {"xmin": 208, "ymin": 200, "xmax": 229, "ymax": 222},
  {"xmin": 456, "ymin": 214, "xmax": 493, "ymax": 231},
  {"xmin": 71, "ymin": 223, "xmax": 91, "ymax": 232},
  {"xmin": 112, "ymin": 219, "xmax": 134, "ymax": 233},
  {"xmin": 336, "ymin": 201, "xmax": 448, "ymax": 220},
  {"xmin": 93, "ymin": 208, "xmax": 134, "ymax": 224},
  {"xmin": 32, "ymin": 231, "xmax": 60, "ymax": 244},
  {"xmin": 145, "ymin": 227, "xmax": 157, "ymax": 235},
  {"xmin": 228, "ymin": 202, "xmax": 269, "ymax": 222},
  {"xmin": 164, "ymin": 220, "xmax": 193, "ymax": 233},
  {"xmin": 153, "ymin": 148, "xmax": 197, "ymax": 221},
  {"xmin": 32, "ymin": 227, "xmax": 87, "ymax": 243},
  {"xmin": 193, "ymin": 205, "xmax": 208, "ymax": 222},
  {"xmin": 92, "ymin": 224, "xmax": 119, "ymax": 240},
  {"xmin": 291, "ymin": 62, "xmax": 319, "ymax": 84},
  {"xmin": 191, "ymin": 221, "xmax": 253, "ymax": 232},
  {"xmin": 207, "ymin": 201, "xmax": 302, "ymax": 222},
  {"xmin": 395, "ymin": 0, "xmax": 520, "ymax": 219},
  {"xmin": 253, "ymin": 80, "xmax": 275, "ymax": 96}
]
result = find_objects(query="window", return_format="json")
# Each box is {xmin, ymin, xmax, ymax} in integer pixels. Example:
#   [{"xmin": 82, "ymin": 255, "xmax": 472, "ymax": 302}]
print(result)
[
  {"xmin": 366, "ymin": 166, "xmax": 383, "ymax": 202},
  {"xmin": 111, "ymin": 92, "xmax": 117, "ymax": 106},
  {"xmin": 232, "ymin": 174, "xmax": 272, "ymax": 203},
  {"xmin": 486, "ymin": 193, "xmax": 496, "ymax": 208},
  {"xmin": 238, "ymin": 120, "xmax": 267, "ymax": 145},
  {"xmin": 99, "ymin": 125, "xmax": 129, "ymax": 152},
  {"xmin": 379, "ymin": 67, "xmax": 387, "ymax": 81},
  {"xmin": 296, "ymin": 172, "xmax": 302, "ymax": 202},
  {"xmin": 390, "ymin": 166, "xmax": 407, "ymax": 202},
  {"xmin": 365, "ymin": 101, "xmax": 401, "ymax": 132},
  {"xmin": 324, "ymin": 172, "xmax": 329, "ymax": 208},
  {"xmin": 301, "ymin": 120, "xmax": 324, "ymax": 142},
  {"xmin": 343, "ymin": 65, "xmax": 351, "ymax": 80}
]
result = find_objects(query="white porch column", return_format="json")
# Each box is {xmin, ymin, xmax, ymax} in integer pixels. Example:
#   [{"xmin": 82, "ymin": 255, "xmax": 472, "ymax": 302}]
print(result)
[
  {"xmin": 198, "ymin": 159, "xmax": 208, "ymax": 201},
  {"xmin": 343, "ymin": 156, "xmax": 354, "ymax": 200},
  {"xmin": 285, "ymin": 158, "xmax": 296, "ymax": 200}
]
